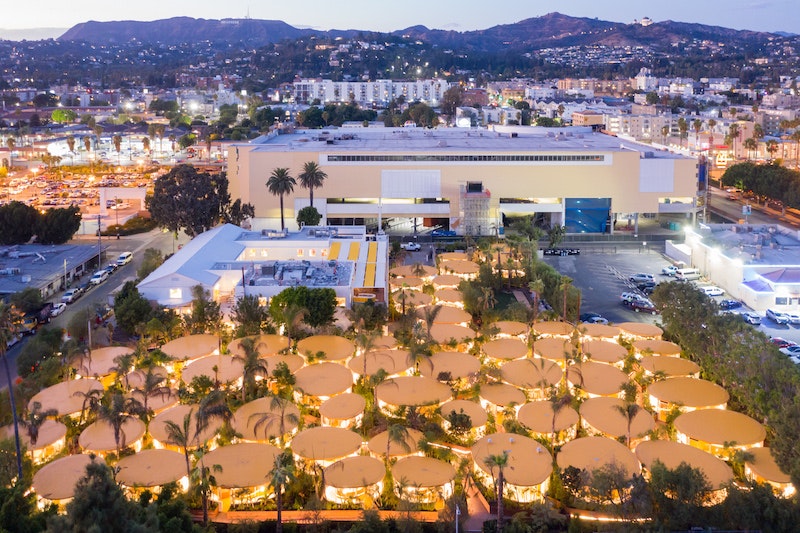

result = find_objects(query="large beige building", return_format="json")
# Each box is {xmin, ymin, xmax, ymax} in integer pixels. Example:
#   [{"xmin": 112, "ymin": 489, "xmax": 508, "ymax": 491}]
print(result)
[{"xmin": 228, "ymin": 126, "xmax": 698, "ymax": 235}]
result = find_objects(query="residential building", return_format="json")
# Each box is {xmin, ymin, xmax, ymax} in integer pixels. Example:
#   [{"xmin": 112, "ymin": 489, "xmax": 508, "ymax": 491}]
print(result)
[{"xmin": 291, "ymin": 79, "xmax": 451, "ymax": 106}]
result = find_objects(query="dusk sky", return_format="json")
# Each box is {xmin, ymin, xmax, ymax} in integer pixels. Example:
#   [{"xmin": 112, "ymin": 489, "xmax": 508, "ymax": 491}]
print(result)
[{"xmin": 1, "ymin": 0, "xmax": 798, "ymax": 35}]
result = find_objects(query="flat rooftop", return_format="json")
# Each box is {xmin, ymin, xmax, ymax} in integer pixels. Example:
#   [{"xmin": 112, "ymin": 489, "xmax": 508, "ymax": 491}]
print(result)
[
  {"xmin": 692, "ymin": 223, "xmax": 800, "ymax": 266},
  {"xmin": 0, "ymin": 244, "xmax": 101, "ymax": 297},
  {"xmin": 244, "ymin": 126, "xmax": 687, "ymax": 159}
]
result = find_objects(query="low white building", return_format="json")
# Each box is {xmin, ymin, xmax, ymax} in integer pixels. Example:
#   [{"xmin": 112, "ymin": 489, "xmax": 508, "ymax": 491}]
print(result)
[
  {"xmin": 668, "ymin": 224, "xmax": 800, "ymax": 313},
  {"xmin": 137, "ymin": 224, "xmax": 388, "ymax": 309}
]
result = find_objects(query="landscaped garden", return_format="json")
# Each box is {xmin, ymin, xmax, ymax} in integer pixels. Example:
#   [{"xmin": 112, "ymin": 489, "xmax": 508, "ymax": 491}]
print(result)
[{"xmin": 1, "ymin": 237, "xmax": 800, "ymax": 532}]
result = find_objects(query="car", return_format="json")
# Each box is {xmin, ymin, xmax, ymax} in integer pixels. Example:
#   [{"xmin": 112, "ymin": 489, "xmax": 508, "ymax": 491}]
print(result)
[
  {"xmin": 62, "ymin": 288, "xmax": 82, "ymax": 303},
  {"xmin": 105, "ymin": 263, "xmax": 118, "ymax": 274},
  {"xmin": 89, "ymin": 270, "xmax": 110, "ymax": 286},
  {"xmin": 542, "ymin": 248, "xmax": 581, "ymax": 256},
  {"xmin": 579, "ymin": 312, "xmax": 608, "ymax": 325},
  {"xmin": 431, "ymin": 229, "xmax": 457, "ymax": 237},
  {"xmin": 117, "ymin": 251, "xmax": 133, "ymax": 265},
  {"xmin": 50, "ymin": 303, "xmax": 66, "ymax": 317},
  {"xmin": 787, "ymin": 311, "xmax": 800, "ymax": 325},
  {"xmin": 621, "ymin": 293, "xmax": 653, "ymax": 307},
  {"xmin": 780, "ymin": 345, "xmax": 800, "ymax": 356},
  {"xmin": 718, "ymin": 299, "xmax": 742, "ymax": 311},
  {"xmin": 699, "ymin": 286, "xmax": 724, "ymax": 297},
  {"xmin": 661, "ymin": 265, "xmax": 679, "ymax": 276},
  {"xmin": 629, "ymin": 273, "xmax": 655, "ymax": 284},
  {"xmin": 629, "ymin": 299, "xmax": 658, "ymax": 315},
  {"xmin": 767, "ymin": 308, "xmax": 791, "ymax": 325},
  {"xmin": 741, "ymin": 311, "xmax": 762, "ymax": 325},
  {"xmin": 770, "ymin": 337, "xmax": 795, "ymax": 349},
  {"xmin": 401, "ymin": 242, "xmax": 421, "ymax": 252}
]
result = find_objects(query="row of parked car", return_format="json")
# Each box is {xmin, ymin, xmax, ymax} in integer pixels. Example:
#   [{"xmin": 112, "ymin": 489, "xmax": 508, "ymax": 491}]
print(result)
[{"xmin": 61, "ymin": 251, "xmax": 133, "ymax": 304}]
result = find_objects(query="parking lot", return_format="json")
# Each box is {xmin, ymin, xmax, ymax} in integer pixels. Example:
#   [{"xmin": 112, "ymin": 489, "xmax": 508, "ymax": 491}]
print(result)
[{"xmin": 541, "ymin": 245, "xmax": 800, "ymax": 348}]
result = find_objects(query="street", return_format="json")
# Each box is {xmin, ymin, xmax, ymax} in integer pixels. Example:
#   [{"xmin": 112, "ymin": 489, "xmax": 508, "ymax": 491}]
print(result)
[{"xmin": 1, "ymin": 227, "xmax": 189, "ymax": 389}]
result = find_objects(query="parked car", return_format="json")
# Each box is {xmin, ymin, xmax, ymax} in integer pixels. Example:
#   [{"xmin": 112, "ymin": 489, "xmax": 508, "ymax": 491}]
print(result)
[
  {"xmin": 699, "ymin": 286, "xmax": 724, "ymax": 297},
  {"xmin": 401, "ymin": 242, "xmax": 421, "ymax": 251},
  {"xmin": 629, "ymin": 273, "xmax": 655, "ymax": 284},
  {"xmin": 62, "ymin": 288, "xmax": 82, "ymax": 303},
  {"xmin": 766, "ymin": 308, "xmax": 791, "ymax": 325},
  {"xmin": 89, "ymin": 270, "xmax": 110, "ymax": 286},
  {"xmin": 787, "ymin": 312, "xmax": 800, "ymax": 325},
  {"xmin": 50, "ymin": 303, "xmax": 67, "ymax": 317},
  {"xmin": 629, "ymin": 299, "xmax": 658, "ymax": 315},
  {"xmin": 780, "ymin": 345, "xmax": 800, "ymax": 357},
  {"xmin": 579, "ymin": 312, "xmax": 608, "ymax": 325},
  {"xmin": 542, "ymin": 248, "xmax": 581, "ymax": 256},
  {"xmin": 770, "ymin": 337, "xmax": 795, "ymax": 348},
  {"xmin": 718, "ymin": 299, "xmax": 742, "ymax": 311},
  {"xmin": 661, "ymin": 265, "xmax": 679, "ymax": 276},
  {"xmin": 621, "ymin": 293, "xmax": 654, "ymax": 308},
  {"xmin": 741, "ymin": 311, "xmax": 761, "ymax": 325},
  {"xmin": 117, "ymin": 251, "xmax": 133, "ymax": 265}
]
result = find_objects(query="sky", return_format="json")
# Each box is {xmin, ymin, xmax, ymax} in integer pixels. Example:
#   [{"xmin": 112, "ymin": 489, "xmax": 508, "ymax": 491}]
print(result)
[{"xmin": 1, "ymin": 0, "xmax": 798, "ymax": 37}]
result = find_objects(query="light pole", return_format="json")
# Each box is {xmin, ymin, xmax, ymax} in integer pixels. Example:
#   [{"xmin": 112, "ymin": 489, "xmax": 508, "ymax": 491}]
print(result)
[{"xmin": 115, "ymin": 196, "xmax": 119, "ymax": 239}]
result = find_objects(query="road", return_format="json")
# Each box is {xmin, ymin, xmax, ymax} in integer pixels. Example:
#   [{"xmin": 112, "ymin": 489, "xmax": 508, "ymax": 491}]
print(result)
[{"xmin": 1, "ymin": 228, "xmax": 189, "ymax": 389}]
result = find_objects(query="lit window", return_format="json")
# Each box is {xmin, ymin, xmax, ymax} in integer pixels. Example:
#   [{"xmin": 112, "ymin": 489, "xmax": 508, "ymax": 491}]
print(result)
[
  {"xmin": 321, "ymin": 249, "xmax": 328, "ymax": 257},
  {"xmin": 297, "ymin": 249, "xmax": 304, "ymax": 257},
  {"xmin": 261, "ymin": 249, "xmax": 268, "ymax": 257},
  {"xmin": 169, "ymin": 288, "xmax": 182, "ymax": 299},
  {"xmin": 258, "ymin": 296, "xmax": 268, "ymax": 307},
  {"xmin": 248, "ymin": 248, "xmax": 256, "ymax": 257},
  {"xmin": 309, "ymin": 249, "xmax": 316, "ymax": 257}
]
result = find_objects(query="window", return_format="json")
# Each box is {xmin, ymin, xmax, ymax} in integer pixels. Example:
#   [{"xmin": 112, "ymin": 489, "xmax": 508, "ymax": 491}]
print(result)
[
  {"xmin": 297, "ymin": 249, "xmax": 304, "ymax": 257},
  {"xmin": 309, "ymin": 249, "xmax": 317, "ymax": 257},
  {"xmin": 326, "ymin": 154, "xmax": 605, "ymax": 163},
  {"xmin": 776, "ymin": 297, "xmax": 789, "ymax": 305},
  {"xmin": 169, "ymin": 288, "xmax": 182, "ymax": 300}
]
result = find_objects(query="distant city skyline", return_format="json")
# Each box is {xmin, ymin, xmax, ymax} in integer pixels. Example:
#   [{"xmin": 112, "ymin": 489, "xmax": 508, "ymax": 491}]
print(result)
[{"xmin": 1, "ymin": 0, "xmax": 798, "ymax": 38}]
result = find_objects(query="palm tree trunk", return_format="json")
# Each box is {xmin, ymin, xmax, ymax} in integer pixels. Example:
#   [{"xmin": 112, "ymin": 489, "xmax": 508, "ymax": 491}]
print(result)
[
  {"xmin": 276, "ymin": 487, "xmax": 283, "ymax": 533},
  {"xmin": 309, "ymin": 187, "xmax": 314, "ymax": 208},
  {"xmin": 2, "ymin": 354, "xmax": 23, "ymax": 480},
  {"xmin": 279, "ymin": 195, "xmax": 285, "ymax": 230},
  {"xmin": 497, "ymin": 470, "xmax": 504, "ymax": 533}
]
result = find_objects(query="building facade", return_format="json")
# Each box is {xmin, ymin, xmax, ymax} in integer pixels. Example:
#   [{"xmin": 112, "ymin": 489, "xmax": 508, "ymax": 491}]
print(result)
[{"xmin": 227, "ymin": 126, "xmax": 698, "ymax": 236}]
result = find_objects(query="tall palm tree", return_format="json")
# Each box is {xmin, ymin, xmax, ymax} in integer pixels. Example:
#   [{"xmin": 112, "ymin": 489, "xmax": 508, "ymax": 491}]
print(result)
[
  {"xmin": 191, "ymin": 445, "xmax": 222, "ymax": 528},
  {"xmin": 559, "ymin": 276, "xmax": 573, "ymax": 323},
  {"xmin": 728, "ymin": 123, "xmax": 741, "ymax": 160},
  {"xmin": 20, "ymin": 401, "xmax": 59, "ymax": 459},
  {"xmin": 163, "ymin": 410, "xmax": 195, "ymax": 480},
  {"xmin": 233, "ymin": 337, "xmax": 270, "ymax": 402},
  {"xmin": 112, "ymin": 134, "xmax": 122, "ymax": 164},
  {"xmin": 195, "ymin": 389, "xmax": 232, "ymax": 442},
  {"xmin": 743, "ymin": 138, "xmax": 757, "ymax": 160},
  {"xmin": 677, "ymin": 117, "xmax": 688, "ymax": 148},
  {"xmin": 384, "ymin": 423, "xmax": 411, "ymax": 465},
  {"xmin": 278, "ymin": 303, "xmax": 307, "ymax": 346},
  {"xmin": 692, "ymin": 119, "xmax": 703, "ymax": 149},
  {"xmin": 547, "ymin": 390, "xmax": 573, "ymax": 449},
  {"xmin": 270, "ymin": 450, "xmax": 297, "ymax": 533},
  {"xmin": 298, "ymin": 161, "xmax": 327, "ymax": 208},
  {"xmin": 483, "ymin": 451, "xmax": 510, "ymax": 533},
  {"xmin": 613, "ymin": 402, "xmax": 642, "ymax": 448},
  {"xmin": 0, "ymin": 303, "xmax": 22, "ymax": 480},
  {"xmin": 266, "ymin": 168, "xmax": 296, "ymax": 230},
  {"xmin": 136, "ymin": 368, "xmax": 172, "ymax": 427},
  {"xmin": 94, "ymin": 390, "xmax": 145, "ymax": 457}
]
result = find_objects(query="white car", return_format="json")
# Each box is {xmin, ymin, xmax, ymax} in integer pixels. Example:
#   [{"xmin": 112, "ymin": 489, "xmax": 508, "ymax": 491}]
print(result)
[
  {"xmin": 699, "ymin": 286, "xmax": 724, "ymax": 297},
  {"xmin": 661, "ymin": 265, "xmax": 679, "ymax": 276},
  {"xmin": 89, "ymin": 270, "xmax": 109, "ymax": 286},
  {"xmin": 49, "ymin": 303, "xmax": 66, "ymax": 317},
  {"xmin": 780, "ymin": 345, "xmax": 800, "ymax": 357},
  {"xmin": 401, "ymin": 242, "xmax": 421, "ymax": 251},
  {"xmin": 629, "ymin": 273, "xmax": 655, "ymax": 284}
]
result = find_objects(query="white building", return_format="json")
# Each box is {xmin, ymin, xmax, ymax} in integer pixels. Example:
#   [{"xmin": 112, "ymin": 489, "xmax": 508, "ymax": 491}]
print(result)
[
  {"xmin": 137, "ymin": 224, "xmax": 389, "ymax": 308},
  {"xmin": 292, "ymin": 79, "xmax": 451, "ymax": 107}
]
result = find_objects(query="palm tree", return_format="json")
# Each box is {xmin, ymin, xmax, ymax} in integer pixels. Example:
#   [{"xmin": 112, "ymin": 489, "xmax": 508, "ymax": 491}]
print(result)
[
  {"xmin": 559, "ymin": 276, "xmax": 573, "ymax": 323},
  {"xmin": 728, "ymin": 123, "xmax": 741, "ymax": 160},
  {"xmin": 20, "ymin": 401, "xmax": 58, "ymax": 459},
  {"xmin": 708, "ymin": 118, "xmax": 717, "ymax": 164},
  {"xmin": 298, "ymin": 161, "xmax": 327, "ymax": 208},
  {"xmin": 743, "ymin": 138, "xmax": 757, "ymax": 160},
  {"xmin": 94, "ymin": 390, "xmax": 145, "ymax": 457},
  {"xmin": 270, "ymin": 450, "xmax": 297, "ymax": 533},
  {"xmin": 278, "ymin": 303, "xmax": 307, "ymax": 346},
  {"xmin": 613, "ymin": 402, "xmax": 642, "ymax": 448},
  {"xmin": 233, "ymin": 337, "xmax": 270, "ymax": 402},
  {"xmin": 195, "ymin": 389, "xmax": 232, "ymax": 442},
  {"xmin": 660, "ymin": 125, "xmax": 669, "ymax": 145},
  {"xmin": 191, "ymin": 445, "xmax": 222, "ymax": 528},
  {"xmin": 266, "ymin": 168, "xmax": 296, "ymax": 230},
  {"xmin": 677, "ymin": 117, "xmax": 688, "ymax": 148},
  {"xmin": 163, "ymin": 410, "xmax": 195, "ymax": 480},
  {"xmin": 112, "ymin": 134, "xmax": 122, "ymax": 164},
  {"xmin": 548, "ymin": 391, "xmax": 573, "ymax": 449},
  {"xmin": 766, "ymin": 139, "xmax": 779, "ymax": 161},
  {"xmin": 384, "ymin": 423, "xmax": 411, "ymax": 465},
  {"xmin": 249, "ymin": 394, "xmax": 299, "ymax": 446},
  {"xmin": 0, "ymin": 303, "xmax": 22, "ymax": 480},
  {"xmin": 421, "ymin": 304, "xmax": 443, "ymax": 343},
  {"xmin": 136, "ymin": 368, "xmax": 172, "ymax": 426},
  {"xmin": 73, "ymin": 387, "xmax": 103, "ymax": 424},
  {"xmin": 483, "ymin": 451, "xmax": 510, "ymax": 533},
  {"xmin": 692, "ymin": 119, "xmax": 703, "ymax": 149}
]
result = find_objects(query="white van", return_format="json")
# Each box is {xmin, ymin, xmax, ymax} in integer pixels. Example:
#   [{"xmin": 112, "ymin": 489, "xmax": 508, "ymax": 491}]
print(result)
[
  {"xmin": 116, "ymin": 251, "xmax": 133, "ymax": 266},
  {"xmin": 675, "ymin": 268, "xmax": 701, "ymax": 281}
]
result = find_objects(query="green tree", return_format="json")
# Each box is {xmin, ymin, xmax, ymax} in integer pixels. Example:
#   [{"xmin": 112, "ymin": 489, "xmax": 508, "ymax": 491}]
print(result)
[
  {"xmin": 19, "ymin": 401, "xmax": 58, "ymax": 455},
  {"xmin": 233, "ymin": 337, "xmax": 270, "ymax": 403},
  {"xmin": 190, "ymin": 446, "xmax": 221, "ymax": 528},
  {"xmin": 37, "ymin": 206, "xmax": 82, "ymax": 244},
  {"xmin": 613, "ymin": 402, "xmax": 642, "ymax": 448},
  {"xmin": 298, "ymin": 161, "xmax": 327, "ymax": 208},
  {"xmin": 183, "ymin": 285, "xmax": 221, "ymax": 335},
  {"xmin": 249, "ymin": 394, "xmax": 299, "ymax": 446},
  {"xmin": 9, "ymin": 288, "xmax": 44, "ymax": 315},
  {"xmin": 222, "ymin": 198, "xmax": 255, "ymax": 226},
  {"xmin": 484, "ymin": 451, "xmax": 510, "ymax": 533},
  {"xmin": 137, "ymin": 248, "xmax": 164, "ymax": 280},
  {"xmin": 677, "ymin": 117, "xmax": 688, "ymax": 147},
  {"xmin": 114, "ymin": 282, "xmax": 154, "ymax": 336},
  {"xmin": 269, "ymin": 450, "xmax": 297, "ymax": 533},
  {"xmin": 45, "ymin": 460, "xmax": 154, "ymax": 532},
  {"xmin": 93, "ymin": 390, "xmax": 146, "ymax": 457},
  {"xmin": 296, "ymin": 206, "xmax": 322, "ymax": 227},
  {"xmin": 147, "ymin": 164, "xmax": 236, "ymax": 237},
  {"xmin": 112, "ymin": 134, "xmax": 122, "ymax": 164},
  {"xmin": 440, "ymin": 85, "xmax": 463, "ymax": 118},
  {"xmin": 232, "ymin": 294, "xmax": 270, "ymax": 338},
  {"xmin": 547, "ymin": 225, "xmax": 566, "ymax": 249},
  {"xmin": 266, "ymin": 168, "xmax": 296, "ymax": 231},
  {"xmin": 384, "ymin": 423, "xmax": 410, "ymax": 465},
  {"xmin": 0, "ymin": 303, "xmax": 23, "ymax": 481},
  {"xmin": 163, "ymin": 410, "xmax": 196, "ymax": 481},
  {"xmin": 0, "ymin": 201, "xmax": 39, "ymax": 245}
]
